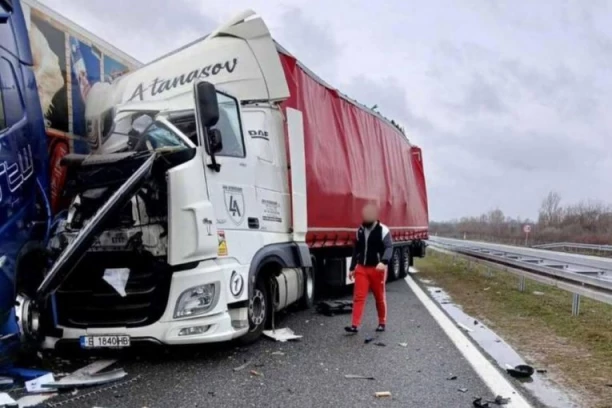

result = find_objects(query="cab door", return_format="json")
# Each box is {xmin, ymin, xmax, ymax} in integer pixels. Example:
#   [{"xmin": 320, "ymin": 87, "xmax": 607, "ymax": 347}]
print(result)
[{"xmin": 195, "ymin": 88, "xmax": 256, "ymax": 237}]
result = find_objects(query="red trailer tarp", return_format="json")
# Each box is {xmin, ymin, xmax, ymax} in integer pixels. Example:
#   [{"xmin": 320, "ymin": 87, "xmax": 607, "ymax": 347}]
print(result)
[{"xmin": 279, "ymin": 52, "xmax": 429, "ymax": 246}]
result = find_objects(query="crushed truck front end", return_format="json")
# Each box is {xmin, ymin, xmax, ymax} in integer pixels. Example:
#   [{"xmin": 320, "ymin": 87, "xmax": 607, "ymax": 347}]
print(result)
[{"xmin": 40, "ymin": 112, "xmax": 251, "ymax": 348}]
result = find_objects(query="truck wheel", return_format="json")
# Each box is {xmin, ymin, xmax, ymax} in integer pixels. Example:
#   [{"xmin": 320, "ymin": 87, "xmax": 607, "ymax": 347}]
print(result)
[
  {"xmin": 388, "ymin": 249, "xmax": 402, "ymax": 282},
  {"xmin": 299, "ymin": 266, "xmax": 315, "ymax": 309},
  {"xmin": 399, "ymin": 246, "xmax": 411, "ymax": 279},
  {"xmin": 239, "ymin": 277, "xmax": 270, "ymax": 345}
]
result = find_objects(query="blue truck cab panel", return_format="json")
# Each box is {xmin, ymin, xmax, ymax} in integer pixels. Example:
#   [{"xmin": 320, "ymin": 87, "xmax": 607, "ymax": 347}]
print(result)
[{"xmin": 0, "ymin": 0, "xmax": 50, "ymax": 358}]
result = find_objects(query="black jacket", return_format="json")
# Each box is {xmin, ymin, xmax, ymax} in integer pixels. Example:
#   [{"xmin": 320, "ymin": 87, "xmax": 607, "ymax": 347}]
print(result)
[{"xmin": 349, "ymin": 221, "xmax": 394, "ymax": 271}]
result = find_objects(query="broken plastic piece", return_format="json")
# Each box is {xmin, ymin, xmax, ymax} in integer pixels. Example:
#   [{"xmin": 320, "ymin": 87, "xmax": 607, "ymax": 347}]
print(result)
[
  {"xmin": 0, "ymin": 392, "xmax": 17, "ymax": 408},
  {"xmin": 473, "ymin": 398, "xmax": 490, "ymax": 407},
  {"xmin": 263, "ymin": 328, "xmax": 302, "ymax": 342},
  {"xmin": 233, "ymin": 361, "xmax": 251, "ymax": 372},
  {"xmin": 103, "ymin": 268, "xmax": 130, "ymax": 297},
  {"xmin": 506, "ymin": 364, "xmax": 534, "ymax": 378},
  {"xmin": 344, "ymin": 374, "xmax": 375, "ymax": 380},
  {"xmin": 447, "ymin": 375, "xmax": 457, "ymax": 381},
  {"xmin": 249, "ymin": 370, "xmax": 263, "ymax": 377},
  {"xmin": 398, "ymin": 343, "xmax": 408, "ymax": 347},
  {"xmin": 316, "ymin": 300, "xmax": 353, "ymax": 316},
  {"xmin": 375, "ymin": 391, "xmax": 391, "ymax": 398},
  {"xmin": 26, "ymin": 373, "xmax": 55, "ymax": 393},
  {"xmin": 42, "ymin": 360, "xmax": 127, "ymax": 389},
  {"xmin": 457, "ymin": 323, "xmax": 474, "ymax": 333},
  {"xmin": 374, "ymin": 342, "xmax": 386, "ymax": 347},
  {"xmin": 493, "ymin": 395, "xmax": 510, "ymax": 405},
  {"xmin": 364, "ymin": 337, "xmax": 374, "ymax": 344},
  {"xmin": 458, "ymin": 388, "xmax": 468, "ymax": 393}
]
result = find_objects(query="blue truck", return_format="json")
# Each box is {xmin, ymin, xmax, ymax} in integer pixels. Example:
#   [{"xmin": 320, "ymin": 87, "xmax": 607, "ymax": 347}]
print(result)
[{"xmin": 0, "ymin": 0, "xmax": 51, "ymax": 364}]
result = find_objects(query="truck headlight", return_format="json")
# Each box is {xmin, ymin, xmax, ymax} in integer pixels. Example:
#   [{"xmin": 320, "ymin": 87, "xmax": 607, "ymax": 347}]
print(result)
[{"xmin": 174, "ymin": 282, "xmax": 219, "ymax": 318}]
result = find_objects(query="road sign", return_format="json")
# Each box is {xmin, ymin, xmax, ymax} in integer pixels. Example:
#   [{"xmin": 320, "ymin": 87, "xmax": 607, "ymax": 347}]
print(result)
[{"xmin": 523, "ymin": 225, "xmax": 531, "ymax": 234}]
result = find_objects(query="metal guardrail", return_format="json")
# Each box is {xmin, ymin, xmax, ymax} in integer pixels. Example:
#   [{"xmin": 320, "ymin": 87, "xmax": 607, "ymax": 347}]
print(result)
[
  {"xmin": 427, "ymin": 237, "xmax": 612, "ymax": 315},
  {"xmin": 533, "ymin": 242, "xmax": 612, "ymax": 252}
]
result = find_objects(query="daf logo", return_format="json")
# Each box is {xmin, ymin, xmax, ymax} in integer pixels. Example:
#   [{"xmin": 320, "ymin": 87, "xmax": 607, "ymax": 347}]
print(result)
[{"xmin": 230, "ymin": 271, "xmax": 244, "ymax": 297}]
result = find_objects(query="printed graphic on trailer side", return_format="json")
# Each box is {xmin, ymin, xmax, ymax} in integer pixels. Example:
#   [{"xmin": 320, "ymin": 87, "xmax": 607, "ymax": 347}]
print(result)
[
  {"xmin": 262, "ymin": 199, "xmax": 282, "ymax": 223},
  {"xmin": 223, "ymin": 185, "xmax": 245, "ymax": 225}
]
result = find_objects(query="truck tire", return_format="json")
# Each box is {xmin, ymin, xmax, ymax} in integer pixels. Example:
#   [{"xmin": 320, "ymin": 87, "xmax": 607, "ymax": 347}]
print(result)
[
  {"xmin": 239, "ymin": 277, "xmax": 270, "ymax": 345},
  {"xmin": 399, "ymin": 246, "xmax": 411, "ymax": 279},
  {"xmin": 299, "ymin": 266, "xmax": 315, "ymax": 309},
  {"xmin": 388, "ymin": 248, "xmax": 402, "ymax": 282}
]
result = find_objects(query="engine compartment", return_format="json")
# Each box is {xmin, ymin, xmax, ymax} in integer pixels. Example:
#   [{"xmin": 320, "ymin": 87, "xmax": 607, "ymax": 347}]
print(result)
[{"xmin": 40, "ymin": 148, "xmax": 197, "ymax": 328}]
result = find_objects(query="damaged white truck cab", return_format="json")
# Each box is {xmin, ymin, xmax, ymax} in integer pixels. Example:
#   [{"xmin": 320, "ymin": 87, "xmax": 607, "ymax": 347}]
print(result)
[{"xmin": 36, "ymin": 10, "xmax": 314, "ymax": 348}]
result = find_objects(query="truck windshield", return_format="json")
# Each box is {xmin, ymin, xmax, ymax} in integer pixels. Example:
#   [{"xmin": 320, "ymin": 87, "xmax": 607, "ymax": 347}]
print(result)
[{"xmin": 103, "ymin": 111, "xmax": 188, "ymax": 152}]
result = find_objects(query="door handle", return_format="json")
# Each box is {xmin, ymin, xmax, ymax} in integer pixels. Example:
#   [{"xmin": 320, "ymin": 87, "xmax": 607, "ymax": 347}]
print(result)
[{"xmin": 248, "ymin": 218, "xmax": 260, "ymax": 229}]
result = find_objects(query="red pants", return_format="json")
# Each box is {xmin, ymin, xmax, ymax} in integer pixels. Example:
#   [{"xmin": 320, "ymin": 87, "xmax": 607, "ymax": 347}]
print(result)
[{"xmin": 351, "ymin": 265, "xmax": 387, "ymax": 327}]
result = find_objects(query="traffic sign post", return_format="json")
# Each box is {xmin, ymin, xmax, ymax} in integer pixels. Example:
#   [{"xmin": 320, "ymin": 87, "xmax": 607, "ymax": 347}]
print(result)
[{"xmin": 523, "ymin": 224, "xmax": 531, "ymax": 247}]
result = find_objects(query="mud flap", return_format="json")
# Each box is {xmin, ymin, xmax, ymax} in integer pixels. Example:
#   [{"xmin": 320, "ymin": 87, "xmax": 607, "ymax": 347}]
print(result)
[{"xmin": 36, "ymin": 153, "xmax": 156, "ymax": 300}]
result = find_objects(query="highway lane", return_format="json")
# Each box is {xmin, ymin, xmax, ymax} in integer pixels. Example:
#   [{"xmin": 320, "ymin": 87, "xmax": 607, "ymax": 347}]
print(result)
[{"xmin": 26, "ymin": 278, "xmax": 522, "ymax": 408}]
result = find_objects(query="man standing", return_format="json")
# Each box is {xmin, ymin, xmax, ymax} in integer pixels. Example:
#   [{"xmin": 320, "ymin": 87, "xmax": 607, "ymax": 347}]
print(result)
[{"xmin": 345, "ymin": 203, "xmax": 394, "ymax": 333}]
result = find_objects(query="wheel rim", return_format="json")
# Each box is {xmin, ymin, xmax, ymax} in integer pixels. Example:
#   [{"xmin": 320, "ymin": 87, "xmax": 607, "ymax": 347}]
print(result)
[
  {"xmin": 249, "ymin": 289, "xmax": 266, "ymax": 326},
  {"xmin": 306, "ymin": 269, "xmax": 314, "ymax": 300},
  {"xmin": 393, "ymin": 252, "xmax": 400, "ymax": 278}
]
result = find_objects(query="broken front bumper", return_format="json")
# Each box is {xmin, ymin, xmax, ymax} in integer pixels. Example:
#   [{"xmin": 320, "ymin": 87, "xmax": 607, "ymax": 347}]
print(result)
[{"xmin": 52, "ymin": 259, "xmax": 249, "ymax": 347}]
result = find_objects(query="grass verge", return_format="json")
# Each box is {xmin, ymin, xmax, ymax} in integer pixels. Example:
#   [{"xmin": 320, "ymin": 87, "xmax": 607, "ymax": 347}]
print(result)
[{"xmin": 415, "ymin": 250, "xmax": 612, "ymax": 408}]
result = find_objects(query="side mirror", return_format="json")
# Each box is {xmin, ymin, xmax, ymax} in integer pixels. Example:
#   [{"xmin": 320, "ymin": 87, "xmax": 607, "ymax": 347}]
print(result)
[
  {"xmin": 0, "ymin": 0, "xmax": 12, "ymax": 24},
  {"xmin": 195, "ymin": 81, "xmax": 219, "ymax": 128},
  {"xmin": 207, "ymin": 128, "xmax": 223, "ymax": 154}
]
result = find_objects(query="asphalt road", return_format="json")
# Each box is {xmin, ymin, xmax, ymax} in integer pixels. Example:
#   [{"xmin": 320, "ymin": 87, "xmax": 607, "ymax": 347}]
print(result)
[{"xmin": 29, "ymin": 278, "xmax": 496, "ymax": 408}]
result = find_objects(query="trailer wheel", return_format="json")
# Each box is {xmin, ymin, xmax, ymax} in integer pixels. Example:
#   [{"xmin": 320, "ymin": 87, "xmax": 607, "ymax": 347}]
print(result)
[
  {"xmin": 299, "ymin": 266, "xmax": 315, "ymax": 309},
  {"xmin": 399, "ymin": 246, "xmax": 411, "ymax": 279},
  {"xmin": 239, "ymin": 277, "xmax": 270, "ymax": 344},
  {"xmin": 388, "ymin": 248, "xmax": 402, "ymax": 282}
]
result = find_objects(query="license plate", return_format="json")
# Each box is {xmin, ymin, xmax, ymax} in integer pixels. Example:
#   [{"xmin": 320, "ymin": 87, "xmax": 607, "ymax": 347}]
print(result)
[{"xmin": 80, "ymin": 335, "xmax": 131, "ymax": 349}]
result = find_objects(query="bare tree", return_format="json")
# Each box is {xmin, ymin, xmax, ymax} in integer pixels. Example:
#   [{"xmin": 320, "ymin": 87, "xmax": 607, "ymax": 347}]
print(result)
[{"xmin": 539, "ymin": 191, "xmax": 562, "ymax": 227}]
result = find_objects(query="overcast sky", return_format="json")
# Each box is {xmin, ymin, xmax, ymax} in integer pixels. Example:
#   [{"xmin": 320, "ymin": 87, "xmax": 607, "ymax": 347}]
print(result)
[{"xmin": 39, "ymin": 0, "xmax": 612, "ymax": 221}]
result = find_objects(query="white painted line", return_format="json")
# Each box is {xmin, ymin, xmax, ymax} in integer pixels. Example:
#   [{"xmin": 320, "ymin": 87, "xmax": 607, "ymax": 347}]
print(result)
[{"xmin": 404, "ymin": 276, "xmax": 533, "ymax": 408}]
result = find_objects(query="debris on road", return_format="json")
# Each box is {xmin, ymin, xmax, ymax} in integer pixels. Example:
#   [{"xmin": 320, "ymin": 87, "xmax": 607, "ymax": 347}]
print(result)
[
  {"xmin": 249, "ymin": 370, "xmax": 263, "ymax": 377},
  {"xmin": 316, "ymin": 300, "xmax": 353, "ymax": 316},
  {"xmin": 492, "ymin": 395, "xmax": 510, "ymax": 405},
  {"xmin": 26, "ymin": 373, "xmax": 55, "ymax": 393},
  {"xmin": 233, "ymin": 361, "xmax": 251, "ymax": 372},
  {"xmin": 446, "ymin": 375, "xmax": 457, "ymax": 381},
  {"xmin": 344, "ymin": 374, "xmax": 375, "ymax": 380},
  {"xmin": 398, "ymin": 343, "xmax": 408, "ymax": 347},
  {"xmin": 458, "ymin": 388, "xmax": 468, "ymax": 393},
  {"xmin": 473, "ymin": 397, "xmax": 490, "ymax": 407},
  {"xmin": 536, "ymin": 369, "xmax": 547, "ymax": 374},
  {"xmin": 271, "ymin": 351, "xmax": 285, "ymax": 356},
  {"xmin": 0, "ymin": 392, "xmax": 17, "ymax": 408},
  {"xmin": 506, "ymin": 364, "xmax": 534, "ymax": 379},
  {"xmin": 263, "ymin": 328, "xmax": 302, "ymax": 342},
  {"xmin": 364, "ymin": 337, "xmax": 374, "ymax": 344},
  {"xmin": 374, "ymin": 391, "xmax": 391, "ymax": 398},
  {"xmin": 473, "ymin": 320, "xmax": 479, "ymax": 325},
  {"xmin": 374, "ymin": 342, "xmax": 386, "ymax": 347},
  {"xmin": 457, "ymin": 322, "xmax": 474, "ymax": 333}
]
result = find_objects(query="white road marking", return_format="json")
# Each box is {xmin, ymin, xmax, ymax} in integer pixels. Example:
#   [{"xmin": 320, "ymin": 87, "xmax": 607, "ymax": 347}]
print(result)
[{"xmin": 404, "ymin": 276, "xmax": 533, "ymax": 408}]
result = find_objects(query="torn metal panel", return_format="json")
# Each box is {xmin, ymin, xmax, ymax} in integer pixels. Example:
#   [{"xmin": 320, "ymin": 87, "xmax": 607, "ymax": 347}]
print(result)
[
  {"xmin": 42, "ymin": 360, "xmax": 127, "ymax": 389},
  {"xmin": 37, "ymin": 153, "xmax": 156, "ymax": 299}
]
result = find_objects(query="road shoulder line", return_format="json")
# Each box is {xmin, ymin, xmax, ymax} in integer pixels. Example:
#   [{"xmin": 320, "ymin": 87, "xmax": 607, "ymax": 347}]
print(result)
[{"xmin": 404, "ymin": 275, "xmax": 533, "ymax": 408}]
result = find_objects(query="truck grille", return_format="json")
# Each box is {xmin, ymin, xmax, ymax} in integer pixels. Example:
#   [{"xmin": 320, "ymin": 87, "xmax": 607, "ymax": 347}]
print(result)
[{"xmin": 55, "ymin": 252, "xmax": 172, "ymax": 328}]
